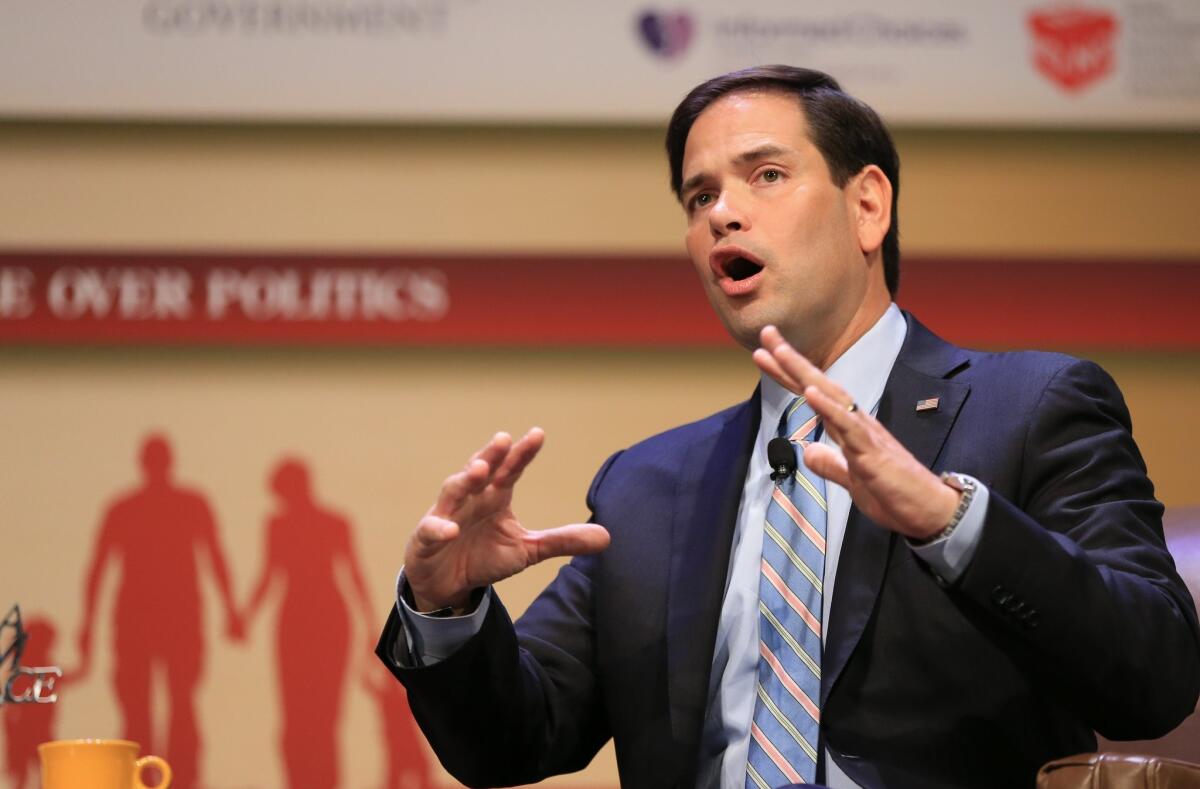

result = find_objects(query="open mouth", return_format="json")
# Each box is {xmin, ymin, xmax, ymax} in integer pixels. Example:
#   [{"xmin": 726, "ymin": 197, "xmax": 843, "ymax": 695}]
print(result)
[{"xmin": 723, "ymin": 256, "xmax": 763, "ymax": 282}]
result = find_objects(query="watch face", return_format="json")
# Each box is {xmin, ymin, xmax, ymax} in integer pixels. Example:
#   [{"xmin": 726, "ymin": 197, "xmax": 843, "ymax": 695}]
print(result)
[{"xmin": 941, "ymin": 472, "xmax": 966, "ymax": 492}]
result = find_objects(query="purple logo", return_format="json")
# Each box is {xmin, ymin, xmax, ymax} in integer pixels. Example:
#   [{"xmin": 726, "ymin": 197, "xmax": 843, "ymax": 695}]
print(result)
[{"xmin": 637, "ymin": 10, "xmax": 694, "ymax": 59}]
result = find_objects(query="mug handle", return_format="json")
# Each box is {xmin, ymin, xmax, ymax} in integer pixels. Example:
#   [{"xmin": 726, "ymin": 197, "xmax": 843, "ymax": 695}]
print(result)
[{"xmin": 133, "ymin": 755, "xmax": 172, "ymax": 789}]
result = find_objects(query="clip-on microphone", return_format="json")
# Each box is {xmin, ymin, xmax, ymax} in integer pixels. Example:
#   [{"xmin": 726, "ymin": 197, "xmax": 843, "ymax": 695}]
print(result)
[{"xmin": 767, "ymin": 436, "xmax": 797, "ymax": 484}]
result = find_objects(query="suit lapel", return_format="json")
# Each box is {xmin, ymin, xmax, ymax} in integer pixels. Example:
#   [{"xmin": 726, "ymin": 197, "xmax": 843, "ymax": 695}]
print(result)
[
  {"xmin": 822, "ymin": 314, "xmax": 971, "ymax": 703},
  {"xmin": 666, "ymin": 392, "xmax": 759, "ymax": 779}
]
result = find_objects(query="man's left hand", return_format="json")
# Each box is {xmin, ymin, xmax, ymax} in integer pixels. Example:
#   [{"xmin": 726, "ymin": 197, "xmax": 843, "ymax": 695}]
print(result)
[{"xmin": 754, "ymin": 325, "xmax": 959, "ymax": 541}]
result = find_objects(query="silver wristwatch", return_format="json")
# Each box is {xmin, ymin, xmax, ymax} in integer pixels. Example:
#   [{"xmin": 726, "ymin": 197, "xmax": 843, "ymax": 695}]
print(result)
[{"xmin": 913, "ymin": 472, "xmax": 977, "ymax": 545}]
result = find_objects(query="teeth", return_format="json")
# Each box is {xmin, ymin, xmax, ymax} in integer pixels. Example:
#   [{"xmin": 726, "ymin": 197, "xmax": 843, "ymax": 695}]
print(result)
[{"xmin": 725, "ymin": 256, "xmax": 762, "ymax": 282}]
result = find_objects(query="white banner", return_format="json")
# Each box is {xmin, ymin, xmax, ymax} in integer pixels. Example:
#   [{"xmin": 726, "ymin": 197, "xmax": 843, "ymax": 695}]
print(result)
[{"xmin": 2, "ymin": 0, "xmax": 1198, "ymax": 126}]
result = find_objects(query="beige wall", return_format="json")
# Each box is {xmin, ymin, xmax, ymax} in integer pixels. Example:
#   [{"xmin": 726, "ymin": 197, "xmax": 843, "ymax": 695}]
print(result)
[
  {"xmin": 0, "ymin": 346, "xmax": 753, "ymax": 788},
  {"xmin": 0, "ymin": 120, "xmax": 1197, "ymax": 788},
  {"xmin": 2, "ymin": 122, "xmax": 1199, "ymax": 257}
]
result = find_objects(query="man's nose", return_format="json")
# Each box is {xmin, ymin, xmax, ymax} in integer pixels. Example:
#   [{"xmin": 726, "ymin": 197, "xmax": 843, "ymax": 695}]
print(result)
[{"xmin": 708, "ymin": 191, "xmax": 747, "ymax": 237}]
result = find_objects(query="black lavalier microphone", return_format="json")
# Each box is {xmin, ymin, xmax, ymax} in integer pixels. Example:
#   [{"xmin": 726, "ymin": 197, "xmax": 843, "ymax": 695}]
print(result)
[{"xmin": 767, "ymin": 437, "xmax": 797, "ymax": 483}]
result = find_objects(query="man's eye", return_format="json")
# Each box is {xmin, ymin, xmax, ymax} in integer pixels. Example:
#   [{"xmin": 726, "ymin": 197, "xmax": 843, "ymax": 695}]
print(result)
[
  {"xmin": 694, "ymin": 193, "xmax": 713, "ymax": 208},
  {"xmin": 761, "ymin": 169, "xmax": 780, "ymax": 183}
]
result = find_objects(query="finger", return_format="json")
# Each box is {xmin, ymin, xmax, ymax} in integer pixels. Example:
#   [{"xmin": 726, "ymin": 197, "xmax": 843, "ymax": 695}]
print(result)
[
  {"xmin": 804, "ymin": 385, "xmax": 874, "ymax": 454},
  {"xmin": 468, "ymin": 431, "xmax": 514, "ymax": 473},
  {"xmin": 760, "ymin": 325, "xmax": 859, "ymax": 413},
  {"xmin": 755, "ymin": 326, "xmax": 812, "ymax": 393},
  {"xmin": 758, "ymin": 325, "xmax": 827, "ymax": 393},
  {"xmin": 523, "ymin": 523, "xmax": 611, "ymax": 565},
  {"xmin": 492, "ymin": 427, "xmax": 545, "ymax": 489},
  {"xmin": 412, "ymin": 515, "xmax": 460, "ymax": 549},
  {"xmin": 758, "ymin": 323, "xmax": 790, "ymax": 351},
  {"xmin": 431, "ymin": 460, "xmax": 488, "ymax": 517},
  {"xmin": 752, "ymin": 348, "xmax": 806, "ymax": 394},
  {"xmin": 430, "ymin": 431, "xmax": 516, "ymax": 517},
  {"xmin": 803, "ymin": 443, "xmax": 852, "ymax": 489}
]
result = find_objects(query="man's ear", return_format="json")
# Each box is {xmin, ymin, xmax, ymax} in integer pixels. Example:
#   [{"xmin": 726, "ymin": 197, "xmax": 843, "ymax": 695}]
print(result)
[{"xmin": 851, "ymin": 165, "xmax": 893, "ymax": 257}]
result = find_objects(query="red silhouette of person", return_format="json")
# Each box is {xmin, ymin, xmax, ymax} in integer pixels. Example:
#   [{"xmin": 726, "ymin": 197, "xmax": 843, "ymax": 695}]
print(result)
[
  {"xmin": 362, "ymin": 663, "xmax": 431, "ymax": 789},
  {"xmin": 3, "ymin": 617, "xmax": 61, "ymax": 789},
  {"xmin": 243, "ymin": 458, "xmax": 375, "ymax": 789},
  {"xmin": 77, "ymin": 433, "xmax": 243, "ymax": 789}
]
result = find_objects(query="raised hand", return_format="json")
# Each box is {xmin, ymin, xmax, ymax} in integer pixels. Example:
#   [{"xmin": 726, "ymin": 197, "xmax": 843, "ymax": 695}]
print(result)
[
  {"xmin": 404, "ymin": 428, "xmax": 611, "ymax": 613},
  {"xmin": 753, "ymin": 325, "xmax": 958, "ymax": 540}
]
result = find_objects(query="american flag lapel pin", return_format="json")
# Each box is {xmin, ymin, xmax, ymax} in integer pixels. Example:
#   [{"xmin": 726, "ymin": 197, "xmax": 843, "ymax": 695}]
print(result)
[{"xmin": 915, "ymin": 396, "xmax": 940, "ymax": 413}]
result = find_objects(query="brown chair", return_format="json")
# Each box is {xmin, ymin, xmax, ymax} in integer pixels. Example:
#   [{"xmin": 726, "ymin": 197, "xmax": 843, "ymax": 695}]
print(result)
[{"xmin": 1038, "ymin": 753, "xmax": 1200, "ymax": 789}]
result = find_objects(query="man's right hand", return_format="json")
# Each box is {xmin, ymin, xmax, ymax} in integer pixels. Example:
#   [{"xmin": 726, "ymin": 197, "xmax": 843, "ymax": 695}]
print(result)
[{"xmin": 403, "ymin": 428, "xmax": 611, "ymax": 613}]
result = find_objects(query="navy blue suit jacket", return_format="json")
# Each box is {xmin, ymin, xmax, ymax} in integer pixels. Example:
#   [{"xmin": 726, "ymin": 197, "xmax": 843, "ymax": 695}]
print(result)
[{"xmin": 378, "ymin": 314, "xmax": 1200, "ymax": 788}]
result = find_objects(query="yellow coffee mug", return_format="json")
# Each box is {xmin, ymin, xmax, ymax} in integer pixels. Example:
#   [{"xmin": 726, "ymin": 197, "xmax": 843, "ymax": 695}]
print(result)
[{"xmin": 38, "ymin": 739, "xmax": 171, "ymax": 789}]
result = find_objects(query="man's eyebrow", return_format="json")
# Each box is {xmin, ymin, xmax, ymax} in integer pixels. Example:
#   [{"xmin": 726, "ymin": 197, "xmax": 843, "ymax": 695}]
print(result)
[
  {"xmin": 736, "ymin": 144, "xmax": 792, "ymax": 165},
  {"xmin": 680, "ymin": 171, "xmax": 709, "ymax": 197},
  {"xmin": 679, "ymin": 144, "xmax": 796, "ymax": 196}
]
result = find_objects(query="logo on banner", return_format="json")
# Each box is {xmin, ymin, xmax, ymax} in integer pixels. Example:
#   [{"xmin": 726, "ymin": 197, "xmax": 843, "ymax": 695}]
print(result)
[
  {"xmin": 1, "ymin": 605, "xmax": 61, "ymax": 706},
  {"xmin": 1028, "ymin": 4, "xmax": 1119, "ymax": 92},
  {"xmin": 637, "ymin": 9, "xmax": 694, "ymax": 59}
]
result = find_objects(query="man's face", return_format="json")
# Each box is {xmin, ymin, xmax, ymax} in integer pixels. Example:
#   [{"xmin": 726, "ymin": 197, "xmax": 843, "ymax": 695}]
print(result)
[{"xmin": 680, "ymin": 90, "xmax": 874, "ymax": 358}]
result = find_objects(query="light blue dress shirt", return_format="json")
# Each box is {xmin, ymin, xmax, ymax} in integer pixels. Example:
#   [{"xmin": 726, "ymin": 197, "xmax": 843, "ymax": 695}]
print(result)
[{"xmin": 396, "ymin": 303, "xmax": 989, "ymax": 788}]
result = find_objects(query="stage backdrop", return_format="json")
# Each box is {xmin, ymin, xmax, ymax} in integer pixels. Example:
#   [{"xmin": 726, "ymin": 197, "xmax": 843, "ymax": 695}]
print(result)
[
  {"xmin": 2, "ymin": 1, "xmax": 1200, "ymax": 126},
  {"xmin": 2, "ymin": 57, "xmax": 1199, "ymax": 785},
  {"xmin": 2, "ymin": 253, "xmax": 1200, "ymax": 788}
]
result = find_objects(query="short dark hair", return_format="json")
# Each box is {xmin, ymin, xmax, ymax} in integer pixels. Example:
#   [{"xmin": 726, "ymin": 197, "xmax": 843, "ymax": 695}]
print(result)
[{"xmin": 666, "ymin": 65, "xmax": 901, "ymax": 296}]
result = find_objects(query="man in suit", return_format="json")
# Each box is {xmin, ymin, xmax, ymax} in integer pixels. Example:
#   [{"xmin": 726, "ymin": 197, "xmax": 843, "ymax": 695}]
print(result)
[{"xmin": 376, "ymin": 66, "xmax": 1200, "ymax": 788}]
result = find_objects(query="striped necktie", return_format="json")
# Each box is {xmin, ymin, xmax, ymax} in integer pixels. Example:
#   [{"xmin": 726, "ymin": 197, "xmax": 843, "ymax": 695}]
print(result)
[{"xmin": 746, "ymin": 395, "xmax": 826, "ymax": 789}]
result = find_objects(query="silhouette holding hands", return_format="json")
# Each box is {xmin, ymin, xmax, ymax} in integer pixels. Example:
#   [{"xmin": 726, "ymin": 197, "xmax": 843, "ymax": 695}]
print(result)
[
  {"xmin": 76, "ymin": 433, "xmax": 243, "ymax": 789},
  {"xmin": 243, "ymin": 458, "xmax": 376, "ymax": 789},
  {"xmin": 404, "ymin": 428, "xmax": 611, "ymax": 614}
]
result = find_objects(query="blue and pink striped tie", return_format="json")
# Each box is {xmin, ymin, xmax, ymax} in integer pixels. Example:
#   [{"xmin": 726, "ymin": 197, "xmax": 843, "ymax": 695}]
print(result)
[{"xmin": 746, "ymin": 396, "xmax": 826, "ymax": 788}]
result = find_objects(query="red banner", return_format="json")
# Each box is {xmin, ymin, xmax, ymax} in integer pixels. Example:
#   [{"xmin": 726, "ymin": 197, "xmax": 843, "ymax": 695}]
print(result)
[{"xmin": 0, "ymin": 251, "xmax": 1196, "ymax": 349}]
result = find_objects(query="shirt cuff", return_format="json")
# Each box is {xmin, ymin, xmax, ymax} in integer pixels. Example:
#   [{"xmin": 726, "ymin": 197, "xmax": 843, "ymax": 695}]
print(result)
[
  {"xmin": 908, "ymin": 476, "xmax": 989, "ymax": 585},
  {"xmin": 394, "ymin": 567, "xmax": 491, "ymax": 666}
]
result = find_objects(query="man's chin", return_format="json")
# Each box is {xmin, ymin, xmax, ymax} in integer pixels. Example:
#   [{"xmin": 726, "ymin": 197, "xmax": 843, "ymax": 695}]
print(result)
[
  {"xmin": 722, "ymin": 313, "xmax": 816, "ymax": 357},
  {"xmin": 716, "ymin": 315, "xmax": 769, "ymax": 352},
  {"xmin": 706, "ymin": 293, "xmax": 782, "ymax": 350}
]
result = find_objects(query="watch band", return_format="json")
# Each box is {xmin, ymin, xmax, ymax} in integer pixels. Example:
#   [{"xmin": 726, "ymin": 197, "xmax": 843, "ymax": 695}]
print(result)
[{"xmin": 912, "ymin": 472, "xmax": 977, "ymax": 546}]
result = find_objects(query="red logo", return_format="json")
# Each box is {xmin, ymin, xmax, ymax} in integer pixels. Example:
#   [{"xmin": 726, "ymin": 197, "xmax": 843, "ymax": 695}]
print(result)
[{"xmin": 1028, "ymin": 4, "xmax": 1119, "ymax": 93}]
